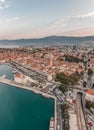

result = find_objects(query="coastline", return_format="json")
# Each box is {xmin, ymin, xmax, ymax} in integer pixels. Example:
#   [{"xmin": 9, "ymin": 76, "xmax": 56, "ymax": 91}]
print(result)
[
  {"xmin": 0, "ymin": 82, "xmax": 54, "ymax": 130},
  {"xmin": 0, "ymin": 63, "xmax": 57, "ymax": 130},
  {"xmin": 0, "ymin": 78, "xmax": 55, "ymax": 99},
  {"xmin": 0, "ymin": 78, "xmax": 57, "ymax": 130}
]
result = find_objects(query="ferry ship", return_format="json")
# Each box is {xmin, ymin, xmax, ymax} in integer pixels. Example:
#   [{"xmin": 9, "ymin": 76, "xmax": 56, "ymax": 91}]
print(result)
[{"xmin": 49, "ymin": 117, "xmax": 54, "ymax": 130}]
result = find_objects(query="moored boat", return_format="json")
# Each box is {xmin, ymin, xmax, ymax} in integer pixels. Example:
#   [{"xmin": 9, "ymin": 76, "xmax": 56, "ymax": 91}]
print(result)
[{"xmin": 49, "ymin": 117, "xmax": 54, "ymax": 130}]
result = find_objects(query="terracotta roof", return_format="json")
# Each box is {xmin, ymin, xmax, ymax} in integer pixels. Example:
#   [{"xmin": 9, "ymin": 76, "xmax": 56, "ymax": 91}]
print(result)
[
  {"xmin": 87, "ymin": 89, "xmax": 94, "ymax": 95},
  {"xmin": 15, "ymin": 73, "xmax": 24, "ymax": 78}
]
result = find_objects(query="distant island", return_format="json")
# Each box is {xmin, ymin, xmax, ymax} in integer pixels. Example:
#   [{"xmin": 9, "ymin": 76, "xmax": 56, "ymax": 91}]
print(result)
[{"xmin": 0, "ymin": 36, "xmax": 94, "ymax": 46}]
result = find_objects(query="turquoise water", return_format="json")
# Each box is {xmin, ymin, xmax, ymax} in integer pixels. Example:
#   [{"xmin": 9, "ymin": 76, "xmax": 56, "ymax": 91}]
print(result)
[{"xmin": 0, "ymin": 65, "xmax": 54, "ymax": 130}]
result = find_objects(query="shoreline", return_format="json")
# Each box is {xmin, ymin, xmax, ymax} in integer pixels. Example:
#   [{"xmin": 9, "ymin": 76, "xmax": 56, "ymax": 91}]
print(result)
[
  {"xmin": 0, "ymin": 63, "xmax": 57, "ymax": 130},
  {"xmin": 0, "ymin": 79, "xmax": 57, "ymax": 130},
  {"xmin": 0, "ymin": 78, "xmax": 55, "ymax": 99}
]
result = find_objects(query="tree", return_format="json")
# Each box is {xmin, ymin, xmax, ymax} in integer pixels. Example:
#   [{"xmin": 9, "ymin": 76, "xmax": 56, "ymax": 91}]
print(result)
[
  {"xmin": 59, "ymin": 84, "xmax": 68, "ymax": 94},
  {"xmin": 55, "ymin": 72, "xmax": 80, "ymax": 85},
  {"xmin": 64, "ymin": 54, "xmax": 84, "ymax": 63},
  {"xmin": 88, "ymin": 68, "xmax": 93, "ymax": 76},
  {"xmin": 83, "ymin": 81, "xmax": 87, "ymax": 87},
  {"xmin": 86, "ymin": 101, "xmax": 94, "ymax": 109},
  {"xmin": 60, "ymin": 104, "xmax": 69, "ymax": 110},
  {"xmin": 55, "ymin": 72, "xmax": 63, "ymax": 82},
  {"xmin": 60, "ymin": 104, "xmax": 70, "ymax": 130},
  {"xmin": 86, "ymin": 101, "xmax": 92, "ymax": 109}
]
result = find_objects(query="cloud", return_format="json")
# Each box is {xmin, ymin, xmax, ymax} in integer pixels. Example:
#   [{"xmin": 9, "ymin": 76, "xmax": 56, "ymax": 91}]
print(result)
[
  {"xmin": 0, "ymin": 0, "xmax": 5, "ymax": 3},
  {"xmin": 6, "ymin": 16, "xmax": 20, "ymax": 23},
  {"xmin": 48, "ymin": 19, "xmax": 67, "ymax": 29},
  {"xmin": 70, "ymin": 12, "xmax": 94, "ymax": 19},
  {"xmin": 0, "ymin": 0, "xmax": 11, "ymax": 10}
]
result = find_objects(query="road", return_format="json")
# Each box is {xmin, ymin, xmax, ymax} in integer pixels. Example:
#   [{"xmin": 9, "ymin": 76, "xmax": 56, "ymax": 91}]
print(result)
[
  {"xmin": 9, "ymin": 60, "xmax": 47, "ymax": 83},
  {"xmin": 56, "ymin": 102, "xmax": 62, "ymax": 130},
  {"xmin": 76, "ymin": 94, "xmax": 88, "ymax": 130}
]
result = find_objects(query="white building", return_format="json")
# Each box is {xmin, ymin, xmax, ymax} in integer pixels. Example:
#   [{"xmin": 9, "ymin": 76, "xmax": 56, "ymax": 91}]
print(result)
[
  {"xmin": 47, "ymin": 74, "xmax": 52, "ymax": 81},
  {"xmin": 14, "ymin": 73, "xmax": 27, "ymax": 84}
]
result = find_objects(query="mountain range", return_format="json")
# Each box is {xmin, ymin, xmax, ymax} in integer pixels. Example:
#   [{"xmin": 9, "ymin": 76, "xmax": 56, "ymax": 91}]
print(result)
[{"xmin": 0, "ymin": 36, "xmax": 94, "ymax": 46}]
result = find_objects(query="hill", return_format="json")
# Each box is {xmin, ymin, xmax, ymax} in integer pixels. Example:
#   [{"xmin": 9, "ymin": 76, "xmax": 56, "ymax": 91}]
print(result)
[{"xmin": 0, "ymin": 36, "xmax": 94, "ymax": 46}]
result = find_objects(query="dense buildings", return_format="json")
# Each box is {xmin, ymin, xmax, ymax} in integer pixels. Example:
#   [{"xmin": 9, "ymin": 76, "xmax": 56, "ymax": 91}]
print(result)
[
  {"xmin": 0, "ymin": 46, "xmax": 94, "ymax": 130},
  {"xmin": 0, "ymin": 46, "xmax": 88, "ymax": 80}
]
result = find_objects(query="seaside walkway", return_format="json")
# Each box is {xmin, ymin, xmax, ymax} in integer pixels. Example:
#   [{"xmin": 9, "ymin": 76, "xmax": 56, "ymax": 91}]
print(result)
[{"xmin": 0, "ymin": 76, "xmax": 55, "ymax": 99}]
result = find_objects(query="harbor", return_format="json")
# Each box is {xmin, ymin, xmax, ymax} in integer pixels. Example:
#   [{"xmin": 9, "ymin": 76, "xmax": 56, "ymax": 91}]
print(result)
[
  {"xmin": 0, "ymin": 75, "xmax": 57, "ymax": 130},
  {"xmin": 0, "ymin": 64, "xmax": 54, "ymax": 130},
  {"xmin": 0, "ymin": 75, "xmax": 55, "ymax": 99}
]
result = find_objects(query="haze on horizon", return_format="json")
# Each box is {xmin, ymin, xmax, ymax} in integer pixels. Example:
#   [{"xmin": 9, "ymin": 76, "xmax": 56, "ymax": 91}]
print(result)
[{"xmin": 0, "ymin": 0, "xmax": 94, "ymax": 40}]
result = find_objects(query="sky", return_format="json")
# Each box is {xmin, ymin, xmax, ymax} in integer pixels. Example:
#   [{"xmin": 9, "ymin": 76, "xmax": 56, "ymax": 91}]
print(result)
[{"xmin": 0, "ymin": 0, "xmax": 94, "ymax": 39}]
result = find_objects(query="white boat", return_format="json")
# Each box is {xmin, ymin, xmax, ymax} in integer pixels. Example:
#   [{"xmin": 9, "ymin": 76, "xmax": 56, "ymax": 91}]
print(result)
[{"xmin": 49, "ymin": 117, "xmax": 54, "ymax": 130}]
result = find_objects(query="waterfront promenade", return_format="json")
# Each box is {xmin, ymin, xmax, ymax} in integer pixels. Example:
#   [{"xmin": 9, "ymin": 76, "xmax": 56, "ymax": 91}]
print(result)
[{"xmin": 0, "ymin": 76, "xmax": 57, "ymax": 130}]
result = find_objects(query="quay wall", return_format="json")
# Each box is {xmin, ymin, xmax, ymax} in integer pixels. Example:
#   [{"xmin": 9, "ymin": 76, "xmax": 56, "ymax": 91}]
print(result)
[{"xmin": 0, "ymin": 78, "xmax": 57, "ymax": 130}]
